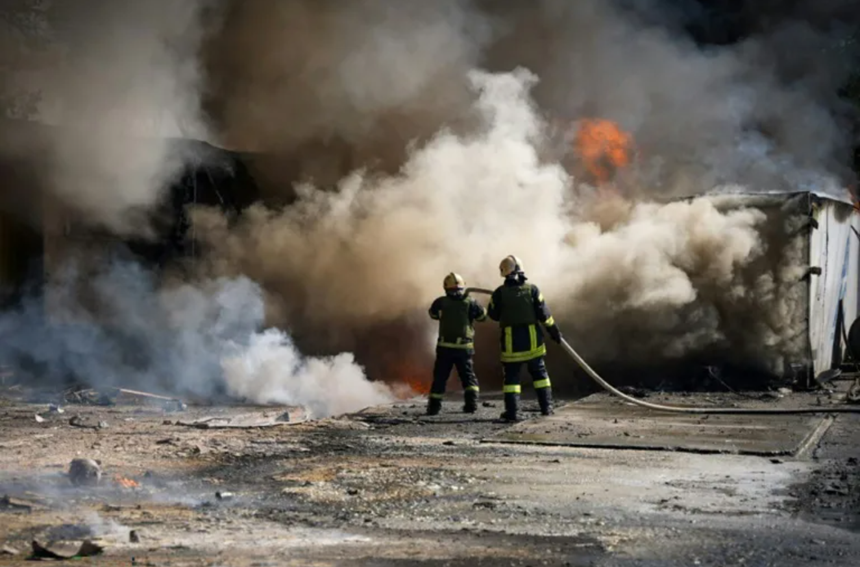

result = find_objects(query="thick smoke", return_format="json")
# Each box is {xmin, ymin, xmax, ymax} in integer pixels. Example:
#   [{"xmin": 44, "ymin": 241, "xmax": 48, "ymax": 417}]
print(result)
[
  {"xmin": 203, "ymin": 0, "xmax": 857, "ymax": 194},
  {"xmin": 478, "ymin": 0, "xmax": 858, "ymax": 195},
  {"xmin": 0, "ymin": 251, "xmax": 393, "ymax": 417},
  {"xmin": 36, "ymin": 0, "xmax": 213, "ymax": 235},
  {"xmin": 186, "ymin": 0, "xmax": 857, "ymax": 383},
  {"xmin": 1, "ymin": 0, "xmax": 856, "ymax": 402},
  {"xmin": 203, "ymin": 0, "xmax": 491, "ymax": 188},
  {"xmin": 193, "ymin": 68, "xmax": 808, "ymax": 377},
  {"xmin": 0, "ymin": 0, "xmax": 400, "ymax": 414}
]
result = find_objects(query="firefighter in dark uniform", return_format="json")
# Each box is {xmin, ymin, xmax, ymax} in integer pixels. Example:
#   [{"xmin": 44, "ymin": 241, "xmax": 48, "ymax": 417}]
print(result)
[
  {"xmin": 488, "ymin": 255, "xmax": 562, "ymax": 422},
  {"xmin": 427, "ymin": 272, "xmax": 488, "ymax": 415}
]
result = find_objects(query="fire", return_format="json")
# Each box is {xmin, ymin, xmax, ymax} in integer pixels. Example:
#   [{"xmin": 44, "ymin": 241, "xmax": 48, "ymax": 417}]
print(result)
[
  {"xmin": 402, "ymin": 375, "xmax": 431, "ymax": 396},
  {"xmin": 388, "ymin": 359, "xmax": 431, "ymax": 397},
  {"xmin": 573, "ymin": 118, "xmax": 634, "ymax": 184},
  {"xmin": 113, "ymin": 475, "xmax": 140, "ymax": 488}
]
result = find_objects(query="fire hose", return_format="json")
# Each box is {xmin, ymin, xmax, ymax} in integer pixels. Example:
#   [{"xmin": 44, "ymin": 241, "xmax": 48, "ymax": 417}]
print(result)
[{"xmin": 465, "ymin": 287, "xmax": 860, "ymax": 415}]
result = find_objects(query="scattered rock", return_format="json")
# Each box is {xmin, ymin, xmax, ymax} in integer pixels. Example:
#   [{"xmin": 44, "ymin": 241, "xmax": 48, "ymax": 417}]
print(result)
[
  {"xmin": 0, "ymin": 494, "xmax": 34, "ymax": 512},
  {"xmin": 473, "ymin": 501, "xmax": 497, "ymax": 510},
  {"xmin": 770, "ymin": 458, "xmax": 784, "ymax": 464},
  {"xmin": 68, "ymin": 458, "xmax": 102, "ymax": 487},
  {"xmin": 481, "ymin": 402, "xmax": 496, "ymax": 408},
  {"xmin": 215, "ymin": 491, "xmax": 233, "ymax": 501},
  {"xmin": 34, "ymin": 414, "xmax": 45, "ymax": 423},
  {"xmin": 69, "ymin": 415, "xmax": 105, "ymax": 430},
  {"xmin": 1, "ymin": 545, "xmax": 19, "ymax": 555},
  {"xmin": 129, "ymin": 530, "xmax": 140, "ymax": 543},
  {"xmin": 346, "ymin": 488, "xmax": 360, "ymax": 496},
  {"xmin": 442, "ymin": 440, "xmax": 456, "ymax": 446},
  {"xmin": 48, "ymin": 404, "xmax": 64, "ymax": 414},
  {"xmin": 31, "ymin": 539, "xmax": 103, "ymax": 560}
]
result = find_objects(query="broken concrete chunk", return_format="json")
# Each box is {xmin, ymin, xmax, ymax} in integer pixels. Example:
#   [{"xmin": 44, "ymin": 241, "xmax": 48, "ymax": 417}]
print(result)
[
  {"xmin": 177, "ymin": 407, "xmax": 309, "ymax": 429},
  {"xmin": 31, "ymin": 539, "xmax": 103, "ymax": 560},
  {"xmin": 68, "ymin": 458, "xmax": 102, "ymax": 487},
  {"xmin": 0, "ymin": 494, "xmax": 33, "ymax": 512}
]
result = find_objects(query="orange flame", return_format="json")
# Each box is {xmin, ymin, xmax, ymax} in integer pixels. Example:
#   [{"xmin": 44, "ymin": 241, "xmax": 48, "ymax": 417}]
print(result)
[
  {"xmin": 113, "ymin": 475, "xmax": 140, "ymax": 488},
  {"xmin": 388, "ymin": 359, "xmax": 431, "ymax": 397},
  {"xmin": 573, "ymin": 119, "xmax": 633, "ymax": 184}
]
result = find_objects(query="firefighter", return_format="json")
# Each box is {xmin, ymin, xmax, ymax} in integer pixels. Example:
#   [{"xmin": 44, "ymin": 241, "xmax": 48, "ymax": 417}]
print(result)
[
  {"xmin": 487, "ymin": 255, "xmax": 561, "ymax": 422},
  {"xmin": 427, "ymin": 272, "xmax": 488, "ymax": 415}
]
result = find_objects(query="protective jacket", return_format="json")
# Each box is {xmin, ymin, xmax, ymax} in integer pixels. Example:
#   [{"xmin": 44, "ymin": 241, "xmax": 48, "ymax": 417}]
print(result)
[
  {"xmin": 429, "ymin": 294, "xmax": 488, "ymax": 351},
  {"xmin": 487, "ymin": 278, "xmax": 558, "ymax": 363}
]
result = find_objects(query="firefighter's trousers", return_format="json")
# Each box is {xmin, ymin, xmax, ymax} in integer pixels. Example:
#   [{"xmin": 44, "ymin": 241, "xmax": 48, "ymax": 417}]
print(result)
[
  {"xmin": 502, "ymin": 356, "xmax": 553, "ymax": 418},
  {"xmin": 428, "ymin": 347, "xmax": 480, "ymax": 413}
]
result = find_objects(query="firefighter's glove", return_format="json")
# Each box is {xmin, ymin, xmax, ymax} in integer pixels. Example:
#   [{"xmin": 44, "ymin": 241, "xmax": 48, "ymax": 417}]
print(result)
[{"xmin": 547, "ymin": 325, "xmax": 562, "ymax": 344}]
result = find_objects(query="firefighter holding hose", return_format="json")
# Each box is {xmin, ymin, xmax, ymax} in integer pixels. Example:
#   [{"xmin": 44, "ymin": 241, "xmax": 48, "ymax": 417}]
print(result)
[
  {"xmin": 488, "ymin": 255, "xmax": 561, "ymax": 422},
  {"xmin": 427, "ymin": 272, "xmax": 488, "ymax": 415}
]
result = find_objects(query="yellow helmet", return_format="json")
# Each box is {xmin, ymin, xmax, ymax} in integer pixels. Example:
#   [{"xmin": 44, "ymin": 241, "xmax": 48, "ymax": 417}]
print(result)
[
  {"xmin": 499, "ymin": 255, "xmax": 523, "ymax": 278},
  {"xmin": 443, "ymin": 272, "xmax": 466, "ymax": 291}
]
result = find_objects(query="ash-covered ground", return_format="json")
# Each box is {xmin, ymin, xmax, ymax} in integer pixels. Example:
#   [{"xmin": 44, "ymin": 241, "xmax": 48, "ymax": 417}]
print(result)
[{"xmin": 1, "ymin": 386, "xmax": 859, "ymax": 567}]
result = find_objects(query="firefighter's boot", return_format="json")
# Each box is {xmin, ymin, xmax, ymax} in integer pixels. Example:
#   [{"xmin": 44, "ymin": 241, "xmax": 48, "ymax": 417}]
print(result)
[
  {"xmin": 426, "ymin": 397, "xmax": 442, "ymax": 416},
  {"xmin": 463, "ymin": 390, "xmax": 478, "ymax": 414},
  {"xmin": 537, "ymin": 387, "xmax": 554, "ymax": 416},
  {"xmin": 500, "ymin": 393, "xmax": 521, "ymax": 422}
]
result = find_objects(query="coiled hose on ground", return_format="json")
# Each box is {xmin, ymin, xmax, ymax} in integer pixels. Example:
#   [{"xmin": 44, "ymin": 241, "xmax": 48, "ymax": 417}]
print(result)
[{"xmin": 465, "ymin": 287, "xmax": 860, "ymax": 415}]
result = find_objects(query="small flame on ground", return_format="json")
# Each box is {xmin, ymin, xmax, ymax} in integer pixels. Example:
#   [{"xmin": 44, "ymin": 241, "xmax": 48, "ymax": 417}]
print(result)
[
  {"xmin": 388, "ymin": 359, "xmax": 432, "ymax": 397},
  {"xmin": 402, "ymin": 376, "xmax": 431, "ymax": 396},
  {"xmin": 113, "ymin": 475, "xmax": 140, "ymax": 488},
  {"xmin": 573, "ymin": 118, "xmax": 634, "ymax": 184}
]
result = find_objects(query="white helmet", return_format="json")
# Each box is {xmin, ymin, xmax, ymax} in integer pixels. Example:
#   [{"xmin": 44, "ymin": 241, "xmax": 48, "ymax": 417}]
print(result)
[
  {"xmin": 443, "ymin": 272, "xmax": 466, "ymax": 291},
  {"xmin": 499, "ymin": 255, "xmax": 523, "ymax": 278}
]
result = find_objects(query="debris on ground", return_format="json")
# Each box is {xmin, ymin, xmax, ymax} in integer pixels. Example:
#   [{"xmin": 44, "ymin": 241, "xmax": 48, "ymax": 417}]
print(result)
[
  {"xmin": 176, "ymin": 407, "xmax": 308, "ymax": 429},
  {"xmin": 215, "ymin": 491, "xmax": 233, "ymax": 501},
  {"xmin": 63, "ymin": 388, "xmax": 114, "ymax": 406},
  {"xmin": 112, "ymin": 388, "xmax": 187, "ymax": 412},
  {"xmin": 68, "ymin": 415, "xmax": 109, "ymax": 430},
  {"xmin": 848, "ymin": 380, "xmax": 860, "ymax": 404},
  {"xmin": 0, "ymin": 494, "xmax": 33, "ymax": 512},
  {"xmin": 1, "ymin": 545, "xmax": 19, "ymax": 555},
  {"xmin": 68, "ymin": 458, "xmax": 102, "ymax": 487},
  {"xmin": 31, "ymin": 540, "xmax": 104, "ymax": 560},
  {"xmin": 129, "ymin": 530, "xmax": 140, "ymax": 543}
]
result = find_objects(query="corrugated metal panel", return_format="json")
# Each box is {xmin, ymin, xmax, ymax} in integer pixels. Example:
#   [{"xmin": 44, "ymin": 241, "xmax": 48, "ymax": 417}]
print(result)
[{"xmin": 808, "ymin": 200, "xmax": 860, "ymax": 375}]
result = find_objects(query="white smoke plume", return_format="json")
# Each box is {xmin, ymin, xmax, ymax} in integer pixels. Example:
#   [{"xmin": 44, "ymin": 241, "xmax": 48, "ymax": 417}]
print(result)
[
  {"xmin": 36, "ymin": 0, "xmax": 213, "ymax": 235},
  {"xmin": 221, "ymin": 329, "xmax": 392, "ymax": 417},
  {"xmin": 0, "ymin": 253, "xmax": 392, "ymax": 417}
]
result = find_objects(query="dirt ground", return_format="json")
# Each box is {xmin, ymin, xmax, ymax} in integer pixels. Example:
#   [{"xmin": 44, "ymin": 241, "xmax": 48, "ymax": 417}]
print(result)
[{"xmin": 1, "ymin": 386, "xmax": 859, "ymax": 567}]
